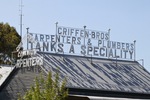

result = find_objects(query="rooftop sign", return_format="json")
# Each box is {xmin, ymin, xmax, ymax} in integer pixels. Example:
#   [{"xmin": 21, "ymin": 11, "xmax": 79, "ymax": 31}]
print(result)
[{"xmin": 26, "ymin": 25, "xmax": 135, "ymax": 60}]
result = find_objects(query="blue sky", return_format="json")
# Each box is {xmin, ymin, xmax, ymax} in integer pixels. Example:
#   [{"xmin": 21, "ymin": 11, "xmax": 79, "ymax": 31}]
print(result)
[{"xmin": 0, "ymin": 0, "xmax": 150, "ymax": 71}]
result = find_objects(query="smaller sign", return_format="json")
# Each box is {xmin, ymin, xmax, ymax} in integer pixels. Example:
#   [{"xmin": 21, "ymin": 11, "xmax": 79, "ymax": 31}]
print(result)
[
  {"xmin": 18, "ymin": 49, "xmax": 37, "ymax": 58},
  {"xmin": 16, "ymin": 57, "xmax": 43, "ymax": 68}
]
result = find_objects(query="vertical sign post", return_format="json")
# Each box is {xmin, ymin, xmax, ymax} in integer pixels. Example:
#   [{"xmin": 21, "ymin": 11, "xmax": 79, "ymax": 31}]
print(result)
[
  {"xmin": 134, "ymin": 40, "xmax": 136, "ymax": 61},
  {"xmin": 26, "ymin": 27, "xmax": 29, "ymax": 50},
  {"xmin": 55, "ymin": 22, "xmax": 58, "ymax": 53},
  {"xmin": 83, "ymin": 25, "xmax": 86, "ymax": 56}
]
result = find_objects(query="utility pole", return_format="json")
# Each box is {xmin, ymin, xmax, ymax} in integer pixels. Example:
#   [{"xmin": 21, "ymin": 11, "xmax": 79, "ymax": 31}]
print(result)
[{"xmin": 19, "ymin": 0, "xmax": 23, "ymax": 39}]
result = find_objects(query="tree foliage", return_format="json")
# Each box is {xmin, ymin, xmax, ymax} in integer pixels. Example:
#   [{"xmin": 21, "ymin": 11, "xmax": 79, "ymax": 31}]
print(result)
[
  {"xmin": 19, "ymin": 71, "xmax": 68, "ymax": 100},
  {"xmin": 0, "ymin": 22, "xmax": 21, "ymax": 64}
]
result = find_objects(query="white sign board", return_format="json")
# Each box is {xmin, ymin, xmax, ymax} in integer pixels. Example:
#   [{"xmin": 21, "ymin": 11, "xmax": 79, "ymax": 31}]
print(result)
[{"xmin": 26, "ymin": 26, "xmax": 134, "ymax": 60}]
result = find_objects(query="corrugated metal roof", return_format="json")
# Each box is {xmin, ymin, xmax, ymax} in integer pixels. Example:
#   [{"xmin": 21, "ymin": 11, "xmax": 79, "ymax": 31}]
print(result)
[{"xmin": 37, "ymin": 52, "xmax": 150, "ymax": 94}]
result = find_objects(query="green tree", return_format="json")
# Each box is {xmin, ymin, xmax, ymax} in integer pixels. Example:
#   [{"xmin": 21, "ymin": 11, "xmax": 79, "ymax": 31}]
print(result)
[
  {"xmin": 0, "ymin": 22, "xmax": 21, "ymax": 63},
  {"xmin": 19, "ymin": 71, "xmax": 68, "ymax": 100}
]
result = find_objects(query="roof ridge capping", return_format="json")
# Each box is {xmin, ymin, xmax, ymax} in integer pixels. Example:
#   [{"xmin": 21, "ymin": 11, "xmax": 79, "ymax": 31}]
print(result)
[{"xmin": 37, "ymin": 51, "xmax": 139, "ymax": 64}]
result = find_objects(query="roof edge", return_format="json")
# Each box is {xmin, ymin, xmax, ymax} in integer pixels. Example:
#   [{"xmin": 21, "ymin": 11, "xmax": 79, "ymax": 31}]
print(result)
[{"xmin": 67, "ymin": 87, "xmax": 150, "ymax": 99}]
